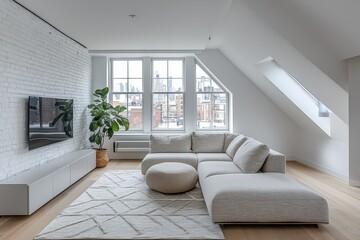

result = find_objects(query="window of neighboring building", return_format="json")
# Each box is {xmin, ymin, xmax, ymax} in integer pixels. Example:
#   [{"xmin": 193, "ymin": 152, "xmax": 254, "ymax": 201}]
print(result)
[
  {"xmin": 110, "ymin": 59, "xmax": 143, "ymax": 130},
  {"xmin": 196, "ymin": 64, "xmax": 228, "ymax": 130},
  {"xmin": 152, "ymin": 59, "xmax": 184, "ymax": 130}
]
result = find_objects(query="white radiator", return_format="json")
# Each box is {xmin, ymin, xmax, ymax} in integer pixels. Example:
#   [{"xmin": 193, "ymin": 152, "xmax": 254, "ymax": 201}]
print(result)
[{"xmin": 114, "ymin": 140, "xmax": 150, "ymax": 152}]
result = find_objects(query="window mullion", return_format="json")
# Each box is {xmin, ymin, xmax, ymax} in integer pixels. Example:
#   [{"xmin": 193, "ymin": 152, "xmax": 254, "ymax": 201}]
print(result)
[
  {"xmin": 143, "ymin": 57, "xmax": 152, "ymax": 133},
  {"xmin": 184, "ymin": 56, "xmax": 196, "ymax": 132}
]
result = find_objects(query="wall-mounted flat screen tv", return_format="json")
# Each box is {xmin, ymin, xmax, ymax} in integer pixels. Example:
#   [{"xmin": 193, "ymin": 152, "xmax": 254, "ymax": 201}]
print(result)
[{"xmin": 28, "ymin": 96, "xmax": 73, "ymax": 150}]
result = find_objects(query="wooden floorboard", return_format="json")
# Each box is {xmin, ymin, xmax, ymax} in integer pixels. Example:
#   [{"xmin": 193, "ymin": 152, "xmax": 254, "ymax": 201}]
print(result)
[{"xmin": 0, "ymin": 160, "xmax": 359, "ymax": 240}]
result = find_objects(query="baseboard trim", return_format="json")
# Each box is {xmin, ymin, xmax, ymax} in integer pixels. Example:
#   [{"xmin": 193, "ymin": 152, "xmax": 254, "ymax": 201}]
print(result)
[
  {"xmin": 349, "ymin": 179, "xmax": 360, "ymax": 187},
  {"xmin": 294, "ymin": 158, "xmax": 349, "ymax": 183}
]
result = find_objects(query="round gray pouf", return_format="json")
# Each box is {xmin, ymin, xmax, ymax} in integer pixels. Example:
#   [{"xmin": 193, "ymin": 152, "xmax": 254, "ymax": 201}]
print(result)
[{"xmin": 145, "ymin": 162, "xmax": 198, "ymax": 194}]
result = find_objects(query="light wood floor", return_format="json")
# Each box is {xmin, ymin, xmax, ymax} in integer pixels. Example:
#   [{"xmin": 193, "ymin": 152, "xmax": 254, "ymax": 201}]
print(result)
[{"xmin": 0, "ymin": 160, "xmax": 359, "ymax": 240}]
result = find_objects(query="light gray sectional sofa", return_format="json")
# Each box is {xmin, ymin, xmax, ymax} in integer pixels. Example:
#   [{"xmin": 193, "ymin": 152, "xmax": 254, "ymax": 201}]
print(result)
[{"xmin": 141, "ymin": 132, "xmax": 329, "ymax": 224}]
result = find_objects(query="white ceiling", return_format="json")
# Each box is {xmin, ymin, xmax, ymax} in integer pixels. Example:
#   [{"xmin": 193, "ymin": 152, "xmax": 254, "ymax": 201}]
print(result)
[
  {"xmin": 16, "ymin": 0, "xmax": 232, "ymax": 51},
  {"xmin": 16, "ymin": 0, "xmax": 360, "ymax": 59}
]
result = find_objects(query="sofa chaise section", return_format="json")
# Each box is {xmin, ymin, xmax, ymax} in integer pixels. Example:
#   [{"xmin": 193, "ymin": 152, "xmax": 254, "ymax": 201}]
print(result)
[{"xmin": 201, "ymin": 173, "xmax": 329, "ymax": 224}]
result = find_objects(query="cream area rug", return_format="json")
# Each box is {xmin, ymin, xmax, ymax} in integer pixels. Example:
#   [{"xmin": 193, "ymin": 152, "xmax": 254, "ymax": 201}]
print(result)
[{"xmin": 35, "ymin": 170, "xmax": 225, "ymax": 240}]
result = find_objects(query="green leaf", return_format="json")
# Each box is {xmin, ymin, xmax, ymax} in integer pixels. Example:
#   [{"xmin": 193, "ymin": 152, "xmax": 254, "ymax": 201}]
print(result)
[
  {"xmin": 123, "ymin": 121, "xmax": 129, "ymax": 131},
  {"xmin": 117, "ymin": 117, "xmax": 129, "ymax": 131},
  {"xmin": 95, "ymin": 89, "xmax": 103, "ymax": 96},
  {"xmin": 115, "ymin": 105, "xmax": 126, "ymax": 113},
  {"xmin": 112, "ymin": 120, "xmax": 119, "ymax": 132},
  {"xmin": 101, "ymin": 87, "xmax": 109, "ymax": 96},
  {"xmin": 89, "ymin": 121, "xmax": 98, "ymax": 131},
  {"xmin": 104, "ymin": 117, "xmax": 112, "ymax": 127},
  {"xmin": 87, "ymin": 104, "xmax": 95, "ymax": 109},
  {"xmin": 107, "ymin": 129, "xmax": 114, "ymax": 139},
  {"xmin": 92, "ymin": 116, "xmax": 100, "ymax": 122},
  {"xmin": 89, "ymin": 134, "xmax": 96, "ymax": 143},
  {"xmin": 95, "ymin": 135, "xmax": 102, "ymax": 145}
]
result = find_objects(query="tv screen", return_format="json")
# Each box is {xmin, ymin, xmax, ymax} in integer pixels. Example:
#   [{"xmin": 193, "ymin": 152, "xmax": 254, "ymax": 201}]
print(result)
[{"xmin": 28, "ymin": 96, "xmax": 73, "ymax": 150}]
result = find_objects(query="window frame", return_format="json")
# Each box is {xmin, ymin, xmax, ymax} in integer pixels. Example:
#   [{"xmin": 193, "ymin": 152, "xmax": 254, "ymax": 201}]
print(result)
[
  {"xmin": 109, "ymin": 58, "xmax": 144, "ymax": 131},
  {"xmin": 107, "ymin": 56, "xmax": 231, "ymax": 134},
  {"xmin": 195, "ymin": 63, "xmax": 229, "ymax": 131},
  {"xmin": 151, "ymin": 58, "xmax": 186, "ymax": 131}
]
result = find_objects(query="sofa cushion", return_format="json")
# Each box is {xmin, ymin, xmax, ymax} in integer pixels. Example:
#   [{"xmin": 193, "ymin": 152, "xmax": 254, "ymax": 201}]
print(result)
[
  {"xmin": 192, "ymin": 132, "xmax": 225, "ymax": 153},
  {"xmin": 197, "ymin": 153, "xmax": 232, "ymax": 163},
  {"xmin": 141, "ymin": 153, "xmax": 197, "ymax": 175},
  {"xmin": 225, "ymin": 134, "xmax": 247, "ymax": 159},
  {"xmin": 197, "ymin": 161, "xmax": 242, "ymax": 186},
  {"xmin": 233, "ymin": 139, "xmax": 270, "ymax": 173},
  {"xmin": 223, "ymin": 133, "xmax": 238, "ymax": 152},
  {"xmin": 261, "ymin": 149, "xmax": 286, "ymax": 173},
  {"xmin": 150, "ymin": 134, "xmax": 192, "ymax": 153}
]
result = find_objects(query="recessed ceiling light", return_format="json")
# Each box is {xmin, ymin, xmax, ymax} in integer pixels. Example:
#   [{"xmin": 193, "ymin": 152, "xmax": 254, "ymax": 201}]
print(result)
[{"xmin": 129, "ymin": 14, "xmax": 136, "ymax": 18}]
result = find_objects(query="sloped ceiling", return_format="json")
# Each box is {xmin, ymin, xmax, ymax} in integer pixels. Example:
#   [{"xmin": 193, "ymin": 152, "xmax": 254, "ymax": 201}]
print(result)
[
  {"xmin": 274, "ymin": 0, "xmax": 360, "ymax": 60},
  {"xmin": 15, "ymin": 0, "xmax": 232, "ymax": 50},
  {"xmin": 209, "ymin": 0, "xmax": 349, "ymax": 134}
]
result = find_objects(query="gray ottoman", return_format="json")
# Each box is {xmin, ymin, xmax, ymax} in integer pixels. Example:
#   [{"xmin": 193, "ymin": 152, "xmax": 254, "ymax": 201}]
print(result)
[
  {"xmin": 145, "ymin": 162, "xmax": 198, "ymax": 194},
  {"xmin": 141, "ymin": 153, "xmax": 198, "ymax": 175}
]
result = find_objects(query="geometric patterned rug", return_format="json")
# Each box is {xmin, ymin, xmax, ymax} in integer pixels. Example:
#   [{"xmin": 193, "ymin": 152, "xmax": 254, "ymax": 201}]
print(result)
[{"xmin": 35, "ymin": 170, "xmax": 225, "ymax": 240}]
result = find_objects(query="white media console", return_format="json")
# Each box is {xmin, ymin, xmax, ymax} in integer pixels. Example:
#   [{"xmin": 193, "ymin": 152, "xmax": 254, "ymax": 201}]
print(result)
[{"xmin": 0, "ymin": 149, "xmax": 96, "ymax": 215}]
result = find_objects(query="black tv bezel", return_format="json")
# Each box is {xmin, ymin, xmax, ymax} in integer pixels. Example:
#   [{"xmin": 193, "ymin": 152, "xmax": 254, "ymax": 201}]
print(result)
[{"xmin": 27, "ymin": 96, "xmax": 74, "ymax": 150}]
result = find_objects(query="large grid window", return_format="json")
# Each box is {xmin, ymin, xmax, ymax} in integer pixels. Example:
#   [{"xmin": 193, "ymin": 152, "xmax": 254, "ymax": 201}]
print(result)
[
  {"xmin": 111, "ymin": 60, "xmax": 143, "ymax": 130},
  {"xmin": 152, "ymin": 59, "xmax": 184, "ymax": 130},
  {"xmin": 196, "ymin": 64, "xmax": 228, "ymax": 130}
]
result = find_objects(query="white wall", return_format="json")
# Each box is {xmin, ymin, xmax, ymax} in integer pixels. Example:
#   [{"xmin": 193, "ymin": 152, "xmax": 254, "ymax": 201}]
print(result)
[
  {"xmin": 348, "ymin": 56, "xmax": 360, "ymax": 186},
  {"xmin": 0, "ymin": 0, "xmax": 92, "ymax": 181},
  {"xmin": 92, "ymin": 56, "xmax": 107, "ymax": 94},
  {"xmin": 296, "ymin": 115, "xmax": 349, "ymax": 181},
  {"xmin": 196, "ymin": 50, "xmax": 299, "ymax": 156}
]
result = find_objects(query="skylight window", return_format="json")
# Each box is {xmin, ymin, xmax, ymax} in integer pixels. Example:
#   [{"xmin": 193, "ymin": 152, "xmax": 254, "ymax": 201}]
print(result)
[{"xmin": 257, "ymin": 57, "xmax": 331, "ymax": 136}]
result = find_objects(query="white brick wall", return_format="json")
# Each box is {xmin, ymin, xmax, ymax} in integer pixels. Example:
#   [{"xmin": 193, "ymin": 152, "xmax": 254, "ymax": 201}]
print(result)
[{"xmin": 0, "ymin": 0, "xmax": 92, "ymax": 181}]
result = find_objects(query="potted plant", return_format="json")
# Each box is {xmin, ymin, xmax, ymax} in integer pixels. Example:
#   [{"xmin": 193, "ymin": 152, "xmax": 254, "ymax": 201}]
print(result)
[{"xmin": 88, "ymin": 87, "xmax": 129, "ymax": 167}]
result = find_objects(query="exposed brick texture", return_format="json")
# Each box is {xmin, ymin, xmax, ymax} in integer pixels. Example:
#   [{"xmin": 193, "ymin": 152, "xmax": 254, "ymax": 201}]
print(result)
[{"xmin": 0, "ymin": 0, "xmax": 92, "ymax": 181}]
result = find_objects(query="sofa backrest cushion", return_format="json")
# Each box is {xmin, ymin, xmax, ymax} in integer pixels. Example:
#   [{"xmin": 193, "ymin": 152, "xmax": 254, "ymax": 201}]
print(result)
[
  {"xmin": 223, "ymin": 133, "xmax": 239, "ymax": 152},
  {"xmin": 233, "ymin": 138, "xmax": 270, "ymax": 173},
  {"xmin": 192, "ymin": 132, "xmax": 225, "ymax": 153},
  {"xmin": 225, "ymin": 134, "xmax": 247, "ymax": 159},
  {"xmin": 150, "ymin": 134, "xmax": 192, "ymax": 153}
]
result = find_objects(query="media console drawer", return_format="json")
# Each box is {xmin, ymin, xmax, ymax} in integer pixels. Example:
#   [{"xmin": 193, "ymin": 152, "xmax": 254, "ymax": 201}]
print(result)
[
  {"xmin": 53, "ymin": 165, "xmax": 71, "ymax": 197},
  {"xmin": 0, "ymin": 149, "xmax": 95, "ymax": 215},
  {"xmin": 29, "ymin": 175, "xmax": 53, "ymax": 214}
]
